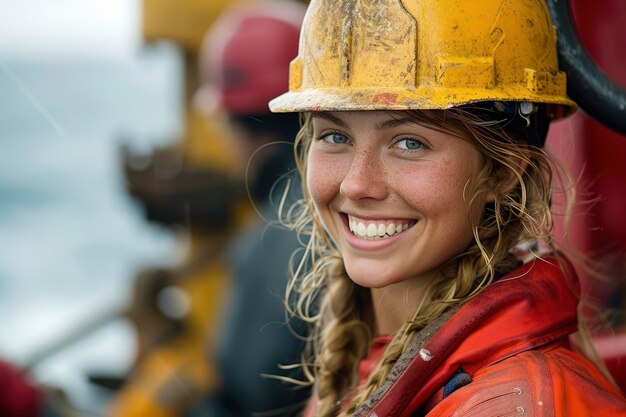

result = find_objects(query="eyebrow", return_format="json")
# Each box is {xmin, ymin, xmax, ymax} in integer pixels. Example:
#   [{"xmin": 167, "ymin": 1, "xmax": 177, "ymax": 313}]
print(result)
[
  {"xmin": 375, "ymin": 116, "xmax": 420, "ymax": 130},
  {"xmin": 310, "ymin": 112, "xmax": 348, "ymax": 127},
  {"xmin": 310, "ymin": 112, "xmax": 421, "ymax": 130}
]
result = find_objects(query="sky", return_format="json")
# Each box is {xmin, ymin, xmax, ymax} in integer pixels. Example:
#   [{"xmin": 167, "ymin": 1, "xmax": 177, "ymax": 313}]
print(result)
[{"xmin": 0, "ymin": 0, "xmax": 141, "ymax": 58}]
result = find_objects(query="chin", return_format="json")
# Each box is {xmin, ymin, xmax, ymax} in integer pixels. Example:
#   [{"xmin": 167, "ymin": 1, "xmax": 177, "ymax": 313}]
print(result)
[{"xmin": 344, "ymin": 262, "xmax": 404, "ymax": 289}]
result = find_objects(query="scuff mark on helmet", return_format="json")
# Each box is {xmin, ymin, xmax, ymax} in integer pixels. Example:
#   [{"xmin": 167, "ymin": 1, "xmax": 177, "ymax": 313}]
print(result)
[{"xmin": 341, "ymin": 0, "xmax": 357, "ymax": 83}]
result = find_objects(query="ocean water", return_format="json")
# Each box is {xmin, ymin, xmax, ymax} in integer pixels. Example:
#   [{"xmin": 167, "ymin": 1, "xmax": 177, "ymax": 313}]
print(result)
[{"xmin": 0, "ymin": 45, "xmax": 182, "ymax": 412}]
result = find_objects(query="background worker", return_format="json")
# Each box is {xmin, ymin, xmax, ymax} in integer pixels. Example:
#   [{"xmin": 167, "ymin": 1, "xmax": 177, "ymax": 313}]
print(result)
[
  {"xmin": 108, "ymin": 1, "xmax": 309, "ymax": 417},
  {"xmin": 191, "ymin": 1, "xmax": 310, "ymax": 416}
]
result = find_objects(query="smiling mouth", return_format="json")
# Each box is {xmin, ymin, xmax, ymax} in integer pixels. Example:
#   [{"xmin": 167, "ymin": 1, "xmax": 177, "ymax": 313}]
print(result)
[{"xmin": 345, "ymin": 214, "xmax": 416, "ymax": 240}]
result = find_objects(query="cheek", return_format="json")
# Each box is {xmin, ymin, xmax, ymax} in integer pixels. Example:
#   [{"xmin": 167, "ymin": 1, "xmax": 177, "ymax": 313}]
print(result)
[
  {"xmin": 392, "ymin": 163, "xmax": 461, "ymax": 211},
  {"xmin": 306, "ymin": 150, "xmax": 343, "ymax": 209},
  {"xmin": 394, "ymin": 156, "xmax": 482, "ymax": 217}
]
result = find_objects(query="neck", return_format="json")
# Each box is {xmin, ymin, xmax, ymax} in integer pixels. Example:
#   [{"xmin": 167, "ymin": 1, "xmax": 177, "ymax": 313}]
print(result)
[{"xmin": 370, "ymin": 273, "xmax": 436, "ymax": 336}]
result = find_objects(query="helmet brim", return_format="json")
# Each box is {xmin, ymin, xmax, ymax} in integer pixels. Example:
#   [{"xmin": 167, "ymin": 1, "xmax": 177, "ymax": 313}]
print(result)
[{"xmin": 269, "ymin": 87, "xmax": 577, "ymax": 119}]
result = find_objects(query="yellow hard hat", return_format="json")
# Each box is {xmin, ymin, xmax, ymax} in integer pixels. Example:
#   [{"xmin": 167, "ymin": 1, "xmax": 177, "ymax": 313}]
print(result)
[{"xmin": 269, "ymin": 0, "xmax": 576, "ymax": 116}]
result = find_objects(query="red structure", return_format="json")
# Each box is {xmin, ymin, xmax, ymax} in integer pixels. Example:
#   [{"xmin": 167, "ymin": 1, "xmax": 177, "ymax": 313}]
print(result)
[{"xmin": 547, "ymin": 0, "xmax": 626, "ymax": 393}]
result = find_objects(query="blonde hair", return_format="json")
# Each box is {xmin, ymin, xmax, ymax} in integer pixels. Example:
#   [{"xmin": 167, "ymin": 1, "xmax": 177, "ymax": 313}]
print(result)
[{"xmin": 282, "ymin": 108, "xmax": 568, "ymax": 416}]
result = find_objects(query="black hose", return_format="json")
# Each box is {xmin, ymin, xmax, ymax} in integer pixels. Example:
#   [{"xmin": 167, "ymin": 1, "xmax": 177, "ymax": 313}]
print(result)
[{"xmin": 547, "ymin": 0, "xmax": 626, "ymax": 134}]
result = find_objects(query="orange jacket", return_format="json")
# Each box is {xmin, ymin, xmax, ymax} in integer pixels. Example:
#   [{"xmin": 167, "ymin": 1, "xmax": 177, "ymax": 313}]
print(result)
[{"xmin": 308, "ymin": 257, "xmax": 626, "ymax": 416}]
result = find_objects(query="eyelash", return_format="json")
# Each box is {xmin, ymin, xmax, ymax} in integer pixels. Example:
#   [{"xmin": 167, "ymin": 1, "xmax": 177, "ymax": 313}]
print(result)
[
  {"xmin": 391, "ymin": 136, "xmax": 430, "ymax": 152},
  {"xmin": 316, "ymin": 130, "xmax": 350, "ymax": 145}
]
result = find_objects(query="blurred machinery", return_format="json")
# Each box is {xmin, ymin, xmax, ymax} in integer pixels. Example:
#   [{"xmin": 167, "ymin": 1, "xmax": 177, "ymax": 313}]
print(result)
[
  {"xmin": 106, "ymin": 1, "xmax": 247, "ymax": 416},
  {"xmin": 106, "ymin": 0, "xmax": 309, "ymax": 416}
]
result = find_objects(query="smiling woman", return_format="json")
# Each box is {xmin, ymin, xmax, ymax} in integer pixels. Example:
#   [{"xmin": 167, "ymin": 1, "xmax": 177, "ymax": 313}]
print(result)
[
  {"xmin": 307, "ymin": 111, "xmax": 488, "ymax": 296},
  {"xmin": 268, "ymin": 0, "xmax": 626, "ymax": 415}
]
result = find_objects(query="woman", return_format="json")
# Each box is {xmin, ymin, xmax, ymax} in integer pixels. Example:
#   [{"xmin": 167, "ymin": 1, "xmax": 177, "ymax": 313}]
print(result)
[{"xmin": 269, "ymin": 0, "xmax": 626, "ymax": 415}]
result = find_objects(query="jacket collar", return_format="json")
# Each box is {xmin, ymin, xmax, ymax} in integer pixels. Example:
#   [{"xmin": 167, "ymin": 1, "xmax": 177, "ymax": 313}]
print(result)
[{"xmin": 355, "ymin": 256, "xmax": 580, "ymax": 417}]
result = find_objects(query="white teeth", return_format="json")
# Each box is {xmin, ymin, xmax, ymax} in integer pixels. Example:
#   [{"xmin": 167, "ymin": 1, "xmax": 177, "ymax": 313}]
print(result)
[{"xmin": 347, "ymin": 216, "xmax": 413, "ymax": 240}]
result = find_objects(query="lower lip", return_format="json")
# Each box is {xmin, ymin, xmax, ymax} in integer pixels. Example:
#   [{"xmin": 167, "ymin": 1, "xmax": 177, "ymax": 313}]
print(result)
[{"xmin": 341, "ymin": 216, "xmax": 413, "ymax": 252}]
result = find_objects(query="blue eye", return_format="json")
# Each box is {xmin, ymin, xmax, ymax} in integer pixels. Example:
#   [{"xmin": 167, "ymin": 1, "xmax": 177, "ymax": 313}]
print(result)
[
  {"xmin": 396, "ymin": 138, "xmax": 424, "ymax": 150},
  {"xmin": 321, "ymin": 132, "xmax": 349, "ymax": 144}
]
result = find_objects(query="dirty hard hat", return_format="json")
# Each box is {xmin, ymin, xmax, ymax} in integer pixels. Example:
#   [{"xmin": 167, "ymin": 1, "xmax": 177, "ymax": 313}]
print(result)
[{"xmin": 269, "ymin": 0, "xmax": 576, "ymax": 118}]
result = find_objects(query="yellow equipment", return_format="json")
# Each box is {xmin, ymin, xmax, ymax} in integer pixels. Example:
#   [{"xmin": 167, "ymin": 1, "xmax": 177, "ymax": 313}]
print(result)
[
  {"xmin": 108, "ymin": 1, "xmax": 241, "ymax": 416},
  {"xmin": 107, "ymin": 244, "xmax": 231, "ymax": 417},
  {"xmin": 143, "ymin": 0, "xmax": 232, "ymax": 55},
  {"xmin": 269, "ymin": 0, "xmax": 576, "ymax": 115},
  {"xmin": 143, "ymin": 0, "xmax": 241, "ymax": 172},
  {"xmin": 109, "ymin": 1, "xmax": 310, "ymax": 416}
]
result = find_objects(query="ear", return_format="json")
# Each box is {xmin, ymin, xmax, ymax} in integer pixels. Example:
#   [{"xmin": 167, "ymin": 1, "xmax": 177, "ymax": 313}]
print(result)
[{"xmin": 485, "ymin": 154, "xmax": 530, "ymax": 202}]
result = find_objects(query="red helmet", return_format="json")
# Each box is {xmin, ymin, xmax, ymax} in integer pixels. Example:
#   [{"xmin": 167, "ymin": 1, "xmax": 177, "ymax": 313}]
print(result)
[{"xmin": 195, "ymin": 0, "xmax": 305, "ymax": 116}]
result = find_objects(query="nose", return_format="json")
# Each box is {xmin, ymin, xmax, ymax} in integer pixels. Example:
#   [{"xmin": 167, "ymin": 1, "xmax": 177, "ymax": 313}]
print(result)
[{"xmin": 339, "ymin": 149, "xmax": 388, "ymax": 201}]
